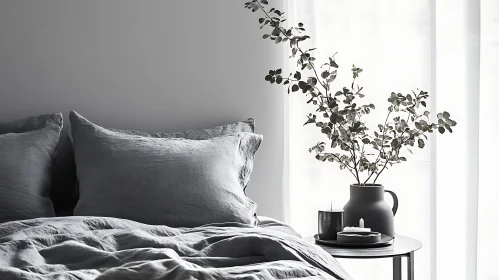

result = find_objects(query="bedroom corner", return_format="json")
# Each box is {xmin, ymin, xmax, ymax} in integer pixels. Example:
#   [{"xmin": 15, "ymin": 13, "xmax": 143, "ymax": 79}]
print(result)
[{"xmin": 0, "ymin": 1, "xmax": 498, "ymax": 280}]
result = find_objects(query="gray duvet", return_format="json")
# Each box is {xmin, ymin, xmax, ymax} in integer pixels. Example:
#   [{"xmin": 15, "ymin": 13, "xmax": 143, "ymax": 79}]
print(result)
[{"xmin": 0, "ymin": 217, "xmax": 352, "ymax": 280}]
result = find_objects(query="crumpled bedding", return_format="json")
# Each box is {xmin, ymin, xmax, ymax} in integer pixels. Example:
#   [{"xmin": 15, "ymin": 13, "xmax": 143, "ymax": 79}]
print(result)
[
  {"xmin": 0, "ymin": 216, "xmax": 352, "ymax": 280},
  {"xmin": 257, "ymin": 216, "xmax": 302, "ymax": 239}
]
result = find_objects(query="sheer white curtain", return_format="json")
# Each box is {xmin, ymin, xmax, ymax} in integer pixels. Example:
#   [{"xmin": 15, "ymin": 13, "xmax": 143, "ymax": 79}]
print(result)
[{"xmin": 284, "ymin": 0, "xmax": 499, "ymax": 279}]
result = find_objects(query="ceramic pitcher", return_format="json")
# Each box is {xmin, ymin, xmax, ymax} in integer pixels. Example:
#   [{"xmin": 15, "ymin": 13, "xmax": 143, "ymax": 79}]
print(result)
[{"xmin": 343, "ymin": 184, "xmax": 398, "ymax": 237}]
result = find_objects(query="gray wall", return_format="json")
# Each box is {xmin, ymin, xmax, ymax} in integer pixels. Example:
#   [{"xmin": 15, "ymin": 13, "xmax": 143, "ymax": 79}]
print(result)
[{"xmin": 0, "ymin": 0, "xmax": 285, "ymax": 220}]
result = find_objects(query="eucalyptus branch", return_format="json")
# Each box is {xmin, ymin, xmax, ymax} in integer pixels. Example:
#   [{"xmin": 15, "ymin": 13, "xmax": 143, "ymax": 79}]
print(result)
[
  {"xmin": 315, "ymin": 152, "xmax": 358, "ymax": 178},
  {"xmin": 245, "ymin": 0, "xmax": 457, "ymax": 185},
  {"xmin": 363, "ymin": 112, "xmax": 391, "ymax": 184},
  {"xmin": 253, "ymin": 0, "xmax": 330, "ymax": 98}
]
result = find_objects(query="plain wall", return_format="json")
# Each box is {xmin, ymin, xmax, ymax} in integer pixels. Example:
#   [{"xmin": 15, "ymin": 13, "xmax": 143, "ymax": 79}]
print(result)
[{"xmin": 0, "ymin": 0, "xmax": 285, "ymax": 220}]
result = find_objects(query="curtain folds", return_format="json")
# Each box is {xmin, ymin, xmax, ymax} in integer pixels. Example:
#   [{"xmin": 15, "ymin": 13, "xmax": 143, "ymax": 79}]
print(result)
[{"xmin": 284, "ymin": 1, "xmax": 499, "ymax": 279}]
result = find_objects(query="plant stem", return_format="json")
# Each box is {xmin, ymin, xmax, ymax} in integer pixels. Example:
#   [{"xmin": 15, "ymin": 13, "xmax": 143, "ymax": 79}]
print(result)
[
  {"xmin": 318, "ymin": 152, "xmax": 358, "ymax": 179},
  {"xmin": 363, "ymin": 165, "xmax": 376, "ymax": 185},
  {"xmin": 351, "ymin": 144, "xmax": 361, "ymax": 184},
  {"xmin": 363, "ymin": 111, "xmax": 391, "ymax": 184},
  {"xmin": 373, "ymin": 159, "xmax": 389, "ymax": 184}
]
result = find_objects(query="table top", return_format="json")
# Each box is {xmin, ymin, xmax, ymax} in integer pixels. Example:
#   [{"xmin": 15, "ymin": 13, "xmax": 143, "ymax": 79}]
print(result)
[{"xmin": 305, "ymin": 234, "xmax": 422, "ymax": 259}]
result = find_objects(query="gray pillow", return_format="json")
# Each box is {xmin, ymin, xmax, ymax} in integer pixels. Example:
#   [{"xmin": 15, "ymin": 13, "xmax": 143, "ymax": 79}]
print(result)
[
  {"xmin": 63, "ymin": 115, "xmax": 255, "ymax": 217},
  {"xmin": 67, "ymin": 117, "xmax": 255, "ymax": 147},
  {"xmin": 0, "ymin": 113, "xmax": 63, "ymax": 223},
  {"xmin": 70, "ymin": 111, "xmax": 261, "ymax": 227}
]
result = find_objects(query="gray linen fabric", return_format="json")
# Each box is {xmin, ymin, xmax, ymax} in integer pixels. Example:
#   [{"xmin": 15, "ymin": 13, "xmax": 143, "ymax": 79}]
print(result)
[
  {"xmin": 258, "ymin": 216, "xmax": 302, "ymax": 238},
  {"xmin": 70, "ymin": 111, "xmax": 261, "ymax": 227},
  {"xmin": 0, "ymin": 113, "xmax": 63, "ymax": 223},
  {"xmin": 0, "ymin": 216, "xmax": 353, "ymax": 280},
  {"xmin": 59, "ymin": 115, "xmax": 255, "ymax": 216},
  {"xmin": 67, "ymin": 116, "xmax": 255, "ymax": 147}
]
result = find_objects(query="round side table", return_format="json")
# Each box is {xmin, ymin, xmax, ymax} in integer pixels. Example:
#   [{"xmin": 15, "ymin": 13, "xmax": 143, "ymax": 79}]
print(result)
[{"xmin": 305, "ymin": 234, "xmax": 422, "ymax": 280}]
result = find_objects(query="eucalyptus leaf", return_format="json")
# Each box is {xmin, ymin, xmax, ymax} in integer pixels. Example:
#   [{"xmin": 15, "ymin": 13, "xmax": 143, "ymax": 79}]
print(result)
[{"xmin": 418, "ymin": 139, "xmax": 425, "ymax": 148}]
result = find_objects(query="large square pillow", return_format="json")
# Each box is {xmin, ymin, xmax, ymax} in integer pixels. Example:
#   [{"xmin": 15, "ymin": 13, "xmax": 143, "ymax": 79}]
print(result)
[
  {"xmin": 0, "ymin": 113, "xmax": 63, "ymax": 223},
  {"xmin": 56, "ymin": 115, "xmax": 256, "ymax": 217},
  {"xmin": 70, "ymin": 111, "xmax": 261, "ymax": 227}
]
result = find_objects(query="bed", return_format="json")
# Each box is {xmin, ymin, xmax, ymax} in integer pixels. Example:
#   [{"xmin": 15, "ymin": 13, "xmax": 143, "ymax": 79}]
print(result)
[
  {"xmin": 0, "ymin": 216, "xmax": 352, "ymax": 280},
  {"xmin": 0, "ymin": 112, "xmax": 352, "ymax": 280}
]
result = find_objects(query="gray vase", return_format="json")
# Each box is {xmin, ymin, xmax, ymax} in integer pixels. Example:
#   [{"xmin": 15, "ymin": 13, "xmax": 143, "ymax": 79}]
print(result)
[{"xmin": 343, "ymin": 184, "xmax": 398, "ymax": 237}]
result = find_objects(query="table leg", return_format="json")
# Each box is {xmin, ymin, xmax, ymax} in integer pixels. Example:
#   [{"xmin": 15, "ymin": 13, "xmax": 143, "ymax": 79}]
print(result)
[
  {"xmin": 407, "ymin": 252, "xmax": 414, "ymax": 280},
  {"xmin": 393, "ymin": 256, "xmax": 402, "ymax": 280}
]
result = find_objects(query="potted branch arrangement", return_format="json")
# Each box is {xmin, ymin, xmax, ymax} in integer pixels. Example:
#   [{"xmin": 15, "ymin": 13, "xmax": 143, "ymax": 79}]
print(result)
[{"xmin": 245, "ymin": 0, "xmax": 457, "ymax": 237}]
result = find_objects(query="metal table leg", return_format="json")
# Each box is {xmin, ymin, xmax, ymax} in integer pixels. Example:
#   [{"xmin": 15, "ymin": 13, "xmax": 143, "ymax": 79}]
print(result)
[
  {"xmin": 407, "ymin": 252, "xmax": 414, "ymax": 280},
  {"xmin": 393, "ymin": 256, "xmax": 402, "ymax": 280}
]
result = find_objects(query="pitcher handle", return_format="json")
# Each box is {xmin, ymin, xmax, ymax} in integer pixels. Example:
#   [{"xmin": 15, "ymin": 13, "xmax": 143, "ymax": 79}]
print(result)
[{"xmin": 384, "ymin": 190, "xmax": 399, "ymax": 216}]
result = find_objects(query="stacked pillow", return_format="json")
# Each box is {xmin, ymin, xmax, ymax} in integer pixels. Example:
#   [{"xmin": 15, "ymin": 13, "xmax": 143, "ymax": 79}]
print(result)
[
  {"xmin": 0, "ymin": 111, "xmax": 262, "ymax": 227},
  {"xmin": 69, "ymin": 111, "xmax": 261, "ymax": 226},
  {"xmin": 54, "ymin": 115, "xmax": 256, "ymax": 216},
  {"xmin": 0, "ymin": 113, "xmax": 63, "ymax": 223}
]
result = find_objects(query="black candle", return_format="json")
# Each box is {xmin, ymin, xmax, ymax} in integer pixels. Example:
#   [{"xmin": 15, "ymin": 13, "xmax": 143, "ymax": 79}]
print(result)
[{"xmin": 318, "ymin": 210, "xmax": 344, "ymax": 240}]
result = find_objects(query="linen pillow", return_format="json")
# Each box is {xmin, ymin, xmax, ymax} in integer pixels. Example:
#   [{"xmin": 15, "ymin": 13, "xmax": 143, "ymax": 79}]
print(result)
[
  {"xmin": 56, "ymin": 116, "xmax": 255, "ymax": 217},
  {"xmin": 70, "ymin": 111, "xmax": 261, "ymax": 227},
  {"xmin": 0, "ymin": 113, "xmax": 63, "ymax": 223},
  {"xmin": 67, "ymin": 117, "xmax": 255, "ymax": 147}
]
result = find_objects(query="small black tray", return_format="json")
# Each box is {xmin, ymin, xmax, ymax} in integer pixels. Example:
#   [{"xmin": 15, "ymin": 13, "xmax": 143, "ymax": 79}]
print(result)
[{"xmin": 314, "ymin": 233, "xmax": 394, "ymax": 248}]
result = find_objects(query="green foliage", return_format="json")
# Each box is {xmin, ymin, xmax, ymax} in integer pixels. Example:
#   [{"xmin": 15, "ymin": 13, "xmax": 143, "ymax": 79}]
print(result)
[{"xmin": 245, "ymin": 0, "xmax": 457, "ymax": 185}]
